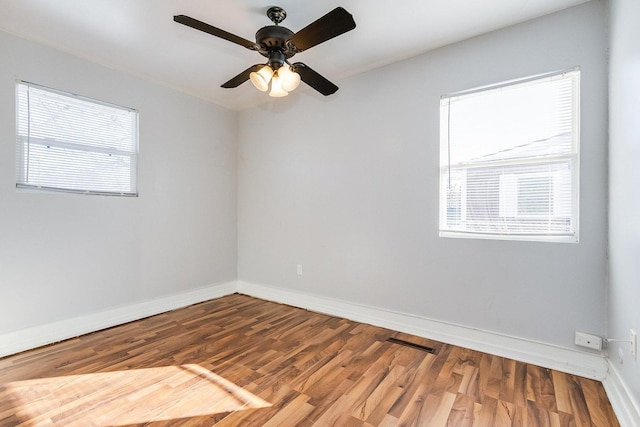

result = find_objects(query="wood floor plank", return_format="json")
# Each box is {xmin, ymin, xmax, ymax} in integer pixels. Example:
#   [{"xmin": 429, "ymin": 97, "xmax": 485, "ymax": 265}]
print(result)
[
  {"xmin": 485, "ymin": 354, "xmax": 503, "ymax": 401},
  {"xmin": 298, "ymin": 376, "xmax": 355, "ymax": 426},
  {"xmin": 565, "ymin": 373, "xmax": 596, "ymax": 427},
  {"xmin": 578, "ymin": 376, "xmax": 620, "ymax": 427},
  {"xmin": 394, "ymin": 380, "xmax": 431, "ymax": 425},
  {"xmin": 261, "ymin": 393, "xmax": 314, "ymax": 427},
  {"xmin": 472, "ymin": 395, "xmax": 498, "ymax": 427},
  {"xmin": 447, "ymin": 392, "xmax": 476, "ymax": 426},
  {"xmin": 493, "ymin": 399, "xmax": 516, "ymax": 426},
  {"xmin": 424, "ymin": 391, "xmax": 457, "ymax": 426},
  {"xmin": 500, "ymin": 358, "xmax": 517, "ymax": 403},
  {"xmin": 0, "ymin": 294, "xmax": 620, "ymax": 426},
  {"xmin": 361, "ymin": 384, "xmax": 405, "ymax": 425},
  {"xmin": 387, "ymin": 350, "xmax": 440, "ymax": 419}
]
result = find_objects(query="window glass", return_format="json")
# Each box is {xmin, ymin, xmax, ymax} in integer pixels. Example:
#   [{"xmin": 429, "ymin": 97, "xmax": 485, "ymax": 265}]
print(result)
[
  {"xmin": 16, "ymin": 82, "xmax": 138, "ymax": 196},
  {"xmin": 439, "ymin": 70, "xmax": 579, "ymax": 242}
]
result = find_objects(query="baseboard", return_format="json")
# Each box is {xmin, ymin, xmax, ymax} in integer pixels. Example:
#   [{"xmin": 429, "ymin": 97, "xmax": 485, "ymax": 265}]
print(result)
[
  {"xmin": 603, "ymin": 362, "xmax": 640, "ymax": 426},
  {"xmin": 0, "ymin": 281, "xmax": 237, "ymax": 358},
  {"xmin": 237, "ymin": 280, "xmax": 608, "ymax": 380}
]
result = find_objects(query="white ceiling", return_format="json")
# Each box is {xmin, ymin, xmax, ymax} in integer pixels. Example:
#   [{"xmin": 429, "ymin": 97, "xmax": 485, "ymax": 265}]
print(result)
[{"xmin": 0, "ymin": 0, "xmax": 589, "ymax": 111}]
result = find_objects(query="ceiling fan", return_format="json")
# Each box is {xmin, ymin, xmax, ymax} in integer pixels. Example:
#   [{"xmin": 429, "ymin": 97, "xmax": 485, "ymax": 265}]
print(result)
[{"xmin": 174, "ymin": 6, "xmax": 356, "ymax": 97}]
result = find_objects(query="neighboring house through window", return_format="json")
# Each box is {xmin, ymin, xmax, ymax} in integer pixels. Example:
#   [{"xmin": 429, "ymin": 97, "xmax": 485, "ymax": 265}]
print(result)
[{"xmin": 439, "ymin": 70, "xmax": 580, "ymax": 242}]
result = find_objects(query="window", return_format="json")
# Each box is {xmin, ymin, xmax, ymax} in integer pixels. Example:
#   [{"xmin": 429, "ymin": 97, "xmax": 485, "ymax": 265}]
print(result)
[
  {"xmin": 16, "ymin": 81, "xmax": 138, "ymax": 196},
  {"xmin": 439, "ymin": 70, "xmax": 579, "ymax": 242}
]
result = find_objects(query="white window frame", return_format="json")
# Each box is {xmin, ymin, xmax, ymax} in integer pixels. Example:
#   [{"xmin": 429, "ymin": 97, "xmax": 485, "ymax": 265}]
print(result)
[
  {"xmin": 15, "ymin": 81, "xmax": 138, "ymax": 197},
  {"xmin": 439, "ymin": 69, "xmax": 580, "ymax": 243}
]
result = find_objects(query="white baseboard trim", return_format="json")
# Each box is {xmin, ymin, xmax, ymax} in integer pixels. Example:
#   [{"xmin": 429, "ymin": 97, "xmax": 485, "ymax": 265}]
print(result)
[
  {"xmin": 603, "ymin": 362, "xmax": 640, "ymax": 427},
  {"xmin": 0, "ymin": 281, "xmax": 237, "ymax": 358},
  {"xmin": 237, "ymin": 280, "xmax": 608, "ymax": 380}
]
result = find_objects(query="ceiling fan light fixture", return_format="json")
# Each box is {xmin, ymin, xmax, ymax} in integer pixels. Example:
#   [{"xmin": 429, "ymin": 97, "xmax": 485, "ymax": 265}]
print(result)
[
  {"xmin": 277, "ymin": 65, "xmax": 301, "ymax": 92},
  {"xmin": 250, "ymin": 65, "xmax": 273, "ymax": 91},
  {"xmin": 269, "ymin": 75, "xmax": 289, "ymax": 97}
]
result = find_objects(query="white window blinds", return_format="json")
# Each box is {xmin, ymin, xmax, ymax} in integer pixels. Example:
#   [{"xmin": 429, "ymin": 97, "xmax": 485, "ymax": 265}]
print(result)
[
  {"xmin": 439, "ymin": 70, "xmax": 579, "ymax": 242},
  {"xmin": 16, "ymin": 81, "xmax": 138, "ymax": 196}
]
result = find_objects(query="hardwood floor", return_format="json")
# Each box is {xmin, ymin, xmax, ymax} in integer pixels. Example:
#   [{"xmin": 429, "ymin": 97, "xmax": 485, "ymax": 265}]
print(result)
[{"xmin": 0, "ymin": 294, "xmax": 619, "ymax": 426}]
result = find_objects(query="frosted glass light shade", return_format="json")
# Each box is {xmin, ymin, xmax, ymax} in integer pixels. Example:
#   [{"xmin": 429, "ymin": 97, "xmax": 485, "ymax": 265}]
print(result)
[
  {"xmin": 269, "ymin": 76, "xmax": 289, "ymax": 97},
  {"xmin": 278, "ymin": 65, "xmax": 301, "ymax": 92},
  {"xmin": 250, "ymin": 65, "xmax": 273, "ymax": 92}
]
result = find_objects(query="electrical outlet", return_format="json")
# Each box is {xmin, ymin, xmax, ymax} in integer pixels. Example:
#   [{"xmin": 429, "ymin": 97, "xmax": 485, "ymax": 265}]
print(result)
[
  {"xmin": 574, "ymin": 332, "xmax": 603, "ymax": 350},
  {"xmin": 631, "ymin": 329, "xmax": 637, "ymax": 359}
]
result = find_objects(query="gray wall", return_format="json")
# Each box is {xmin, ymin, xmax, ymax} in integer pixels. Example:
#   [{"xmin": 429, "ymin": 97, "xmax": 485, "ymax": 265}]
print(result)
[
  {"xmin": 0, "ymin": 31, "xmax": 238, "ymax": 333},
  {"xmin": 608, "ymin": 0, "xmax": 640, "ymax": 408},
  {"xmin": 238, "ymin": 1, "xmax": 608, "ymax": 348}
]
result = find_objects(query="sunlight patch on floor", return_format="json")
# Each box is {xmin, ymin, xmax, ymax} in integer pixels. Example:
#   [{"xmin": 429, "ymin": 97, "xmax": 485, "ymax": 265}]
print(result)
[{"xmin": 1, "ymin": 364, "xmax": 270, "ymax": 426}]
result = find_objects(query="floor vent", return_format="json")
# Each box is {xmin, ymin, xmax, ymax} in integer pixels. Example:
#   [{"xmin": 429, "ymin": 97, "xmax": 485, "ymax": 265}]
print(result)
[{"xmin": 386, "ymin": 337, "xmax": 437, "ymax": 354}]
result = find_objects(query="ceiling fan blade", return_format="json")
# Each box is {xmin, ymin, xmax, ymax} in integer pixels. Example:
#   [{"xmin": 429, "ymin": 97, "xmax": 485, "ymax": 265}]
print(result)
[
  {"xmin": 221, "ymin": 64, "xmax": 264, "ymax": 88},
  {"xmin": 288, "ymin": 7, "xmax": 356, "ymax": 52},
  {"xmin": 174, "ymin": 15, "xmax": 257, "ymax": 50},
  {"xmin": 291, "ymin": 63, "xmax": 339, "ymax": 96}
]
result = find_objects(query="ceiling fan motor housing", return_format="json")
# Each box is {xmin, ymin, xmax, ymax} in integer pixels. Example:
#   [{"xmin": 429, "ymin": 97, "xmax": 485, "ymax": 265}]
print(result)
[{"xmin": 255, "ymin": 25, "xmax": 296, "ymax": 66}]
